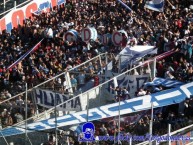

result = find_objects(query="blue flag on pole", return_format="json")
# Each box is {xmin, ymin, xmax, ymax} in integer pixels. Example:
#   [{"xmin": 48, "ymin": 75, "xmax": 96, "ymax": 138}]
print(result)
[{"xmin": 145, "ymin": 0, "xmax": 164, "ymax": 12}]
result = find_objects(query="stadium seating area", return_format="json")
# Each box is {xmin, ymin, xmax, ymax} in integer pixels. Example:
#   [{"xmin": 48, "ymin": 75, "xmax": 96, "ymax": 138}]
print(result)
[{"xmin": 0, "ymin": 0, "xmax": 192, "ymax": 144}]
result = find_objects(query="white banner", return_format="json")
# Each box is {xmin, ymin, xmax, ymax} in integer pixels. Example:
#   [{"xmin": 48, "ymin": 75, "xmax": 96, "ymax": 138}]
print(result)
[
  {"xmin": 34, "ymin": 89, "xmax": 81, "ymax": 111},
  {"xmin": 107, "ymin": 45, "xmax": 157, "ymax": 71},
  {"xmin": 106, "ymin": 74, "xmax": 150, "ymax": 98}
]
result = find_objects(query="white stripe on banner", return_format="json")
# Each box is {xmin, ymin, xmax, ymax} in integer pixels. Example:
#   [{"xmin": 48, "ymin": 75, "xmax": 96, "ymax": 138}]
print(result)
[
  {"xmin": 155, "ymin": 90, "xmax": 182, "ymax": 101},
  {"xmin": 145, "ymin": 0, "xmax": 164, "ymax": 12},
  {"xmin": 7, "ymin": 39, "xmax": 44, "ymax": 70}
]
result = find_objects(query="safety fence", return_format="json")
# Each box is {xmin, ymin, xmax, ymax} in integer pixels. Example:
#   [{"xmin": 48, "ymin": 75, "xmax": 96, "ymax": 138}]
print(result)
[
  {"xmin": 0, "ymin": 0, "xmax": 32, "ymax": 17},
  {"xmin": 137, "ymin": 124, "xmax": 193, "ymax": 145}
]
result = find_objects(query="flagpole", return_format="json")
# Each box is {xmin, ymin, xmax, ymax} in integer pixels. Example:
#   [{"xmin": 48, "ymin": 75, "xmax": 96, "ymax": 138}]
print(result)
[
  {"xmin": 118, "ymin": 95, "xmax": 121, "ymax": 145},
  {"xmin": 3, "ymin": 0, "xmax": 5, "ymax": 11},
  {"xmin": 153, "ymin": 57, "xmax": 156, "ymax": 79},
  {"xmin": 149, "ymin": 102, "xmax": 153, "ymax": 145},
  {"xmin": 25, "ymin": 83, "xmax": 28, "ymax": 145},
  {"xmin": 168, "ymin": 124, "xmax": 171, "ymax": 145},
  {"xmin": 54, "ymin": 88, "xmax": 58, "ymax": 145},
  {"xmin": 86, "ymin": 92, "xmax": 89, "ymax": 145}
]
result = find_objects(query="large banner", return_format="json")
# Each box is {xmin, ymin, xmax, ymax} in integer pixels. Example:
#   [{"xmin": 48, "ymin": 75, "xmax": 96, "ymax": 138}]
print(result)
[
  {"xmin": 0, "ymin": 0, "xmax": 66, "ymax": 33},
  {"xmin": 2, "ymin": 82, "xmax": 193, "ymax": 137},
  {"xmin": 105, "ymin": 74, "xmax": 150, "ymax": 98},
  {"xmin": 34, "ymin": 89, "xmax": 81, "ymax": 111},
  {"xmin": 107, "ymin": 45, "xmax": 157, "ymax": 71},
  {"xmin": 144, "ymin": 77, "xmax": 184, "ymax": 88}
]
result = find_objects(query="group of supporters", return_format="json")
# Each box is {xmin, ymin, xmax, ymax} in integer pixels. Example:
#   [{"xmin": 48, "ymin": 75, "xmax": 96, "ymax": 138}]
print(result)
[{"xmin": 0, "ymin": 0, "xmax": 192, "ymax": 144}]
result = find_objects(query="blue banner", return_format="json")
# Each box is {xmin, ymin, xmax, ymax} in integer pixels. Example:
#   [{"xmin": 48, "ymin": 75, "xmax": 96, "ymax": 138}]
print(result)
[
  {"xmin": 144, "ymin": 77, "xmax": 184, "ymax": 88},
  {"xmin": 1, "ymin": 82, "xmax": 193, "ymax": 137},
  {"xmin": 34, "ymin": 89, "xmax": 81, "ymax": 111}
]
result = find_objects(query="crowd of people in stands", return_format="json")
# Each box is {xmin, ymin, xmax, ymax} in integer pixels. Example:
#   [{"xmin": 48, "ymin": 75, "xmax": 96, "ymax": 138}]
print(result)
[
  {"xmin": 41, "ymin": 99, "xmax": 193, "ymax": 145},
  {"xmin": 0, "ymin": 0, "xmax": 192, "ymax": 144}
]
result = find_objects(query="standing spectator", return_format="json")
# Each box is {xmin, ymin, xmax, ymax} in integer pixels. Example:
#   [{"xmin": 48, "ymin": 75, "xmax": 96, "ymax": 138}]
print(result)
[
  {"xmin": 16, "ymin": 96, "xmax": 24, "ymax": 113},
  {"xmin": 136, "ymin": 88, "xmax": 146, "ymax": 97},
  {"xmin": 4, "ymin": 90, "xmax": 12, "ymax": 99},
  {"xmin": 184, "ymin": 99, "xmax": 192, "ymax": 118},
  {"xmin": 122, "ymin": 87, "xmax": 130, "ymax": 100},
  {"xmin": 70, "ymin": 75, "xmax": 77, "ymax": 92},
  {"xmin": 100, "ymin": 124, "xmax": 108, "ymax": 136},
  {"xmin": 5, "ymin": 112, "xmax": 13, "ymax": 127},
  {"xmin": 1, "ymin": 109, "xmax": 7, "ymax": 118},
  {"xmin": 14, "ymin": 112, "xmax": 23, "ymax": 123},
  {"xmin": 110, "ymin": 86, "xmax": 122, "ymax": 101},
  {"xmin": 94, "ymin": 76, "xmax": 99, "ymax": 87},
  {"xmin": 78, "ymin": 71, "xmax": 86, "ymax": 88},
  {"xmin": 186, "ymin": 38, "xmax": 193, "ymax": 61}
]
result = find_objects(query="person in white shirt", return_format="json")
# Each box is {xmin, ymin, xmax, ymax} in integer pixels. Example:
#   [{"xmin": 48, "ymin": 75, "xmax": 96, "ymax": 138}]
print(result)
[
  {"xmin": 45, "ymin": 26, "xmax": 53, "ymax": 38},
  {"xmin": 137, "ymin": 88, "xmax": 146, "ymax": 96},
  {"xmin": 165, "ymin": 71, "xmax": 175, "ymax": 80}
]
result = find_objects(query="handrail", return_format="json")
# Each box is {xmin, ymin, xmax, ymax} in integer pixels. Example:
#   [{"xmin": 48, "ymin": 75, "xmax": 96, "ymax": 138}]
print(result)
[
  {"xmin": 0, "ymin": 0, "xmax": 9, "ymax": 5},
  {"xmin": 0, "ymin": 52, "xmax": 107, "ymax": 104},
  {"xmin": 5, "ymin": 50, "xmax": 176, "ymax": 128},
  {"xmin": 38, "ymin": 54, "xmax": 156, "ymax": 115},
  {"xmin": 0, "ymin": 0, "xmax": 32, "ymax": 17},
  {"xmin": 12, "ymin": 52, "xmax": 157, "ymax": 127}
]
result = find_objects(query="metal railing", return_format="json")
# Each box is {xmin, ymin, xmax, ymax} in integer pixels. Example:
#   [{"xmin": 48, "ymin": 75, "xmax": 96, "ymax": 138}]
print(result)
[
  {"xmin": 2, "ymin": 50, "xmax": 176, "ymax": 131},
  {"xmin": 0, "ymin": 52, "xmax": 108, "ymax": 105},
  {"xmin": 11, "ymin": 54, "xmax": 156, "ymax": 127},
  {"xmin": 137, "ymin": 124, "xmax": 193, "ymax": 145},
  {"xmin": 0, "ymin": 52, "xmax": 109, "ymax": 129},
  {"xmin": 0, "ymin": 0, "xmax": 32, "ymax": 17}
]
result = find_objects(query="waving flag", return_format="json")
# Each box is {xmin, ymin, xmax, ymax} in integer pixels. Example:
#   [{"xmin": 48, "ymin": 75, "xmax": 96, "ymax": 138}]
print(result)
[
  {"xmin": 7, "ymin": 39, "xmax": 44, "ymax": 70},
  {"xmin": 145, "ymin": 0, "xmax": 164, "ymax": 12},
  {"xmin": 144, "ymin": 77, "xmax": 184, "ymax": 88},
  {"xmin": 113, "ymin": 77, "xmax": 118, "ymax": 88}
]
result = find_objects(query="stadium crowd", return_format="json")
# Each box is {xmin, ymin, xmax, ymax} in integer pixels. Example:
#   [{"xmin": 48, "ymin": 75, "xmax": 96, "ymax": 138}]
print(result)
[{"xmin": 0, "ymin": 0, "xmax": 192, "ymax": 144}]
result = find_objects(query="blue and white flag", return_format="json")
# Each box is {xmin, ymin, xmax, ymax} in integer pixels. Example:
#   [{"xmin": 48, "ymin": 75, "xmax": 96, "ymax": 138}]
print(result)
[
  {"xmin": 2, "ymin": 81, "xmax": 193, "ymax": 137},
  {"xmin": 144, "ymin": 77, "xmax": 184, "ymax": 88},
  {"xmin": 145, "ymin": 0, "xmax": 164, "ymax": 12}
]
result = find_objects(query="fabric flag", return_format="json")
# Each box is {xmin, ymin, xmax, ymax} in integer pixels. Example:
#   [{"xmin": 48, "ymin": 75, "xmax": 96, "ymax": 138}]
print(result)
[
  {"xmin": 144, "ymin": 77, "xmax": 184, "ymax": 88},
  {"xmin": 113, "ymin": 77, "xmax": 118, "ymax": 88},
  {"xmin": 7, "ymin": 39, "xmax": 44, "ymax": 70},
  {"xmin": 117, "ymin": 0, "xmax": 133, "ymax": 12},
  {"xmin": 145, "ymin": 0, "xmax": 164, "ymax": 12}
]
